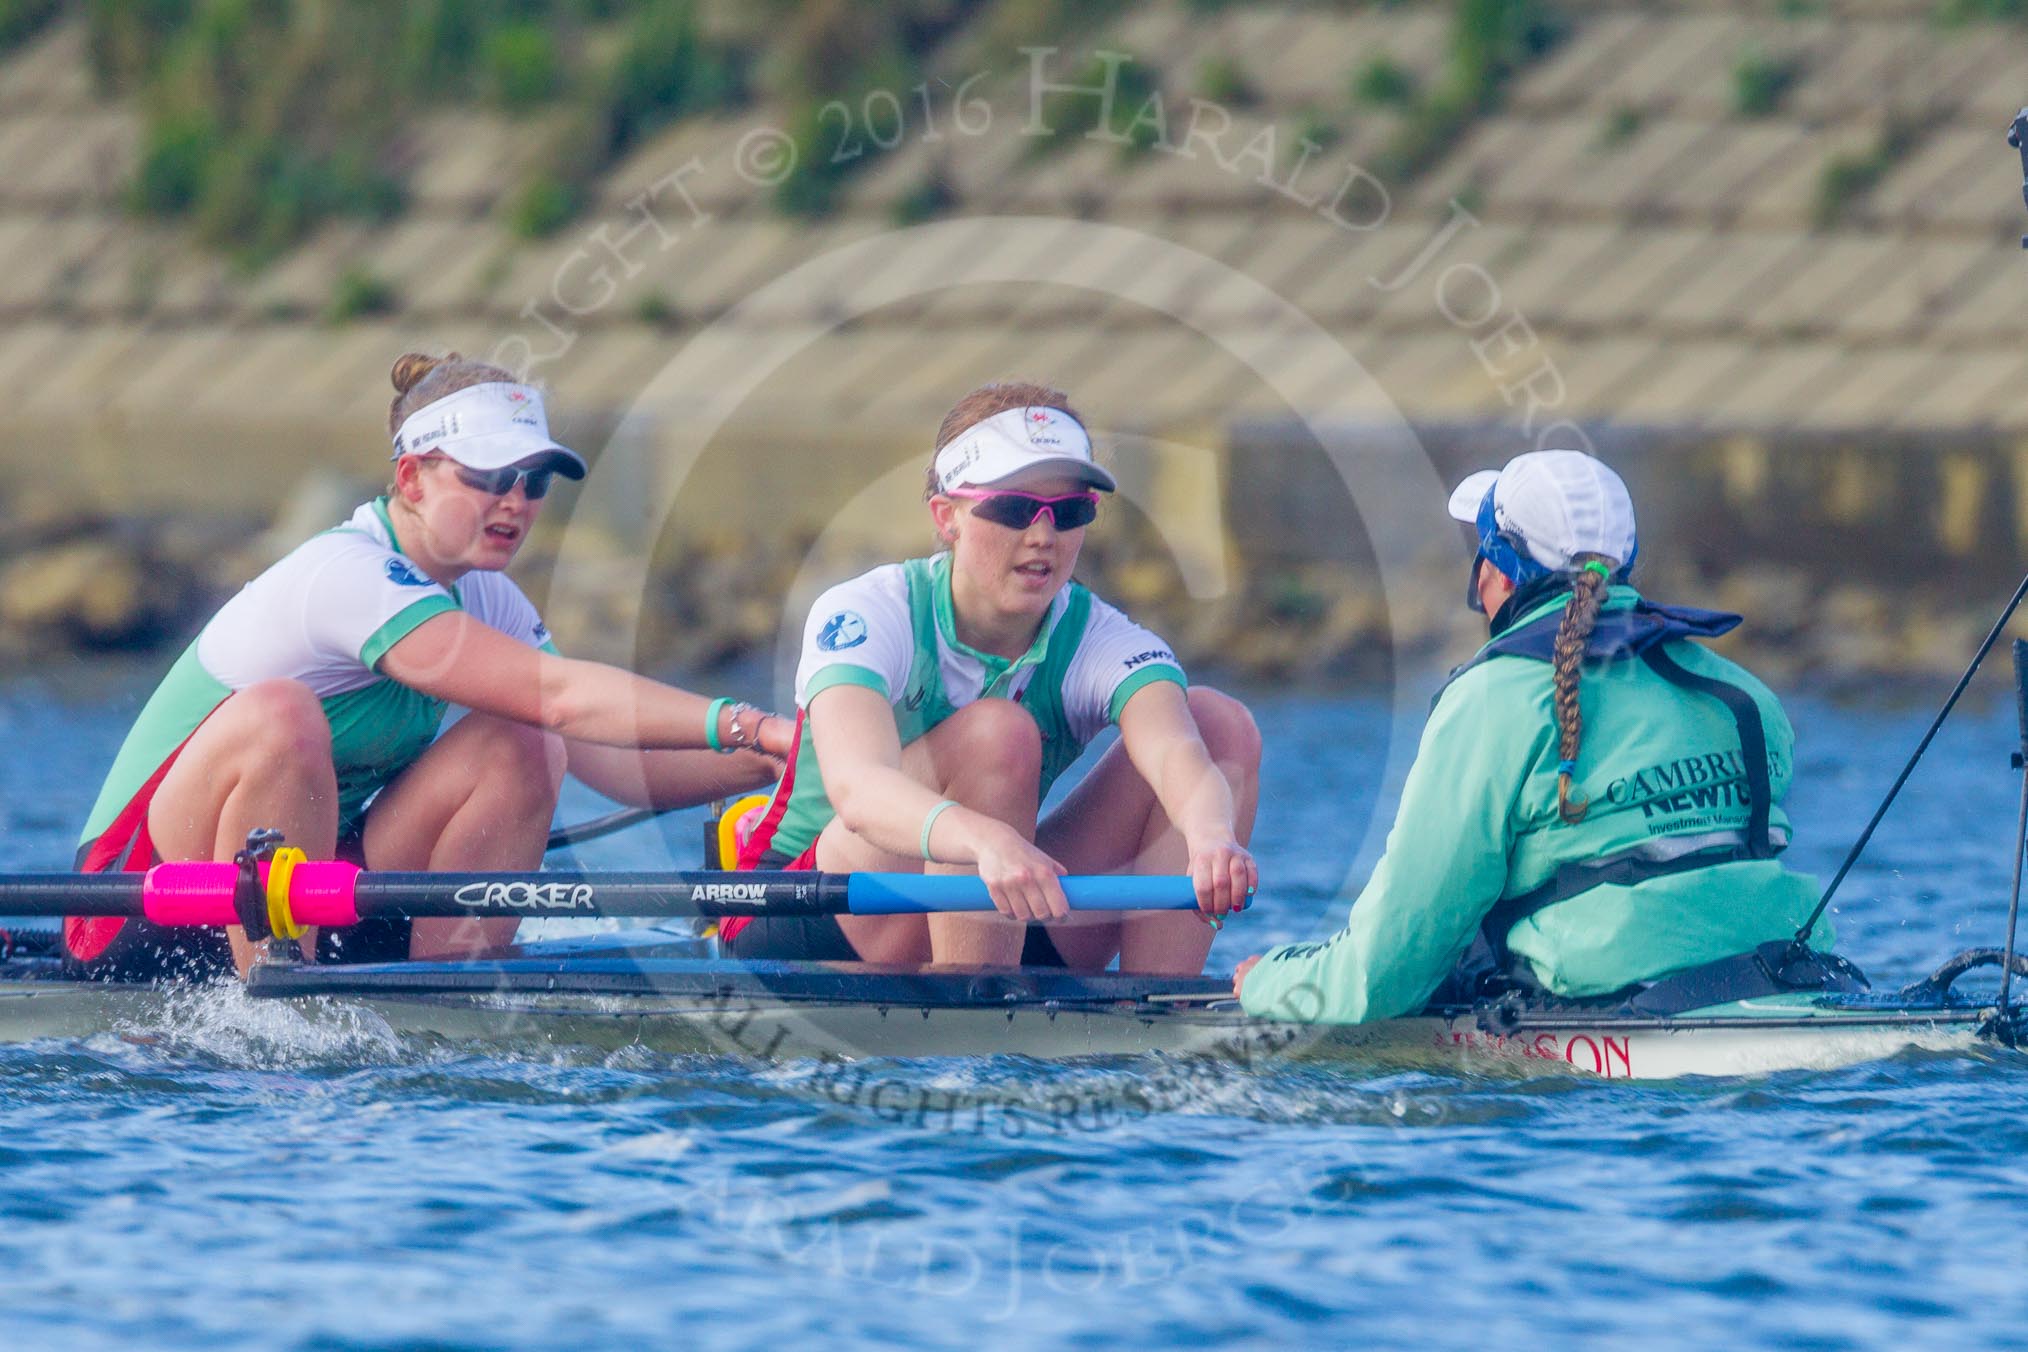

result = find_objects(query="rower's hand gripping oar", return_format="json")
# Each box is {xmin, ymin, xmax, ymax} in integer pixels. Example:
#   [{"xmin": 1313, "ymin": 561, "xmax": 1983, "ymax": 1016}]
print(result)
[{"xmin": 0, "ymin": 857, "xmax": 1205, "ymax": 926}]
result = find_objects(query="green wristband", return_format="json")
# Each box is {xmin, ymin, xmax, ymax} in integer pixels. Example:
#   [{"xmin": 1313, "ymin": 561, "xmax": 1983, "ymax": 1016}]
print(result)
[
  {"xmin": 704, "ymin": 697, "xmax": 731, "ymax": 753},
  {"xmin": 920, "ymin": 799, "xmax": 959, "ymax": 862}
]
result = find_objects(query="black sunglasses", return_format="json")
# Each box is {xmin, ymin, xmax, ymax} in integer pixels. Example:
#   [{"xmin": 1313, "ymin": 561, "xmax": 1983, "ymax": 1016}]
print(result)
[
  {"xmin": 432, "ymin": 459, "xmax": 555, "ymax": 500},
  {"xmin": 946, "ymin": 487, "xmax": 1100, "ymax": 531}
]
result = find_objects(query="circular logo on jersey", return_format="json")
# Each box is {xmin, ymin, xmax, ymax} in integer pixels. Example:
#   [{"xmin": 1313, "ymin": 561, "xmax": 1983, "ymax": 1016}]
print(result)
[
  {"xmin": 817, "ymin": 610, "xmax": 868, "ymax": 651},
  {"xmin": 384, "ymin": 558, "xmax": 434, "ymax": 587}
]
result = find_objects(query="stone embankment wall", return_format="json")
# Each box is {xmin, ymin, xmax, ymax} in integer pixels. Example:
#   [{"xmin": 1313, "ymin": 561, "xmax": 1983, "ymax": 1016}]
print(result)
[
  {"xmin": 7, "ymin": 421, "xmax": 2025, "ymax": 687},
  {"xmin": 1, "ymin": 0, "xmax": 2026, "ymax": 683}
]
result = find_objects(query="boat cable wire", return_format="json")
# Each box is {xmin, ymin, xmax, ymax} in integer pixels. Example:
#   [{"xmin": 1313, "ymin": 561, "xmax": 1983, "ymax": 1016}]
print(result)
[
  {"xmin": 1995, "ymin": 641, "xmax": 2028, "ymax": 1044},
  {"xmin": 1796, "ymin": 113, "xmax": 2028, "ymax": 1011},
  {"xmin": 2010, "ymin": 107, "xmax": 2028, "ymax": 249},
  {"xmin": 1794, "ymin": 568, "xmax": 2028, "ymax": 953},
  {"xmin": 545, "ymin": 805, "xmax": 672, "ymax": 852}
]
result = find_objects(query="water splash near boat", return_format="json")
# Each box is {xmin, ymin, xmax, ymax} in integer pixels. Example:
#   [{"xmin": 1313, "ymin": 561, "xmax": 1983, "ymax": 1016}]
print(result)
[{"xmin": 112, "ymin": 978, "xmax": 407, "ymax": 1068}]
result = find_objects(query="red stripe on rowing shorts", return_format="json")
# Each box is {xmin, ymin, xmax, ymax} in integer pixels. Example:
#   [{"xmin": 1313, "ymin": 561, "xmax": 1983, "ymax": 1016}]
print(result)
[
  {"xmin": 69, "ymin": 727, "xmax": 204, "ymax": 962},
  {"xmin": 722, "ymin": 710, "xmax": 810, "ymax": 945},
  {"xmin": 716, "ymin": 839, "xmax": 818, "ymax": 943}
]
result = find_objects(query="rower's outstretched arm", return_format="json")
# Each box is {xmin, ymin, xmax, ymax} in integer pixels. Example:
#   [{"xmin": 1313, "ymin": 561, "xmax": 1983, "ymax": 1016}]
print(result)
[
  {"xmin": 1238, "ymin": 670, "xmax": 1533, "ymax": 1023},
  {"xmin": 1114, "ymin": 681, "xmax": 1256, "ymax": 915},
  {"xmin": 563, "ymin": 742, "xmax": 777, "ymax": 811},
  {"xmin": 378, "ymin": 612, "xmax": 795, "ymax": 756}
]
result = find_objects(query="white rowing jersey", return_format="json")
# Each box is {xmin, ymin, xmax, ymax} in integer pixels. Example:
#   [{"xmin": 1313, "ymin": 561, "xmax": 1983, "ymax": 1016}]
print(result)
[
  {"xmin": 747, "ymin": 553, "xmax": 1186, "ymax": 865},
  {"xmin": 79, "ymin": 498, "xmax": 554, "ymax": 847}
]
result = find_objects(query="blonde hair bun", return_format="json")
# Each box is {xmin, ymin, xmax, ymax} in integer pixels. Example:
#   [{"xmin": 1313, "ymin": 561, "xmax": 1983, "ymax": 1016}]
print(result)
[
  {"xmin": 386, "ymin": 351, "xmax": 516, "ymax": 437},
  {"xmin": 390, "ymin": 351, "xmax": 456, "ymax": 397}
]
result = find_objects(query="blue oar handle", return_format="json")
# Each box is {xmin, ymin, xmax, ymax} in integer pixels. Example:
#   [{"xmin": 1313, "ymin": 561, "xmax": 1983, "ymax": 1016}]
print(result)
[{"xmin": 845, "ymin": 873, "xmax": 1199, "ymax": 914}]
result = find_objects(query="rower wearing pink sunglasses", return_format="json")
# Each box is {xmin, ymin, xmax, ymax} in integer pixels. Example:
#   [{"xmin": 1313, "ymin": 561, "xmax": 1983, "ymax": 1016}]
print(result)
[{"xmin": 729, "ymin": 382, "xmax": 1260, "ymax": 974}]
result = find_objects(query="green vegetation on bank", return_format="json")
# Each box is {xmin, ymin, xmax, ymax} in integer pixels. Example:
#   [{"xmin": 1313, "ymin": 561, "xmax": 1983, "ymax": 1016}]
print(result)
[
  {"xmin": 1731, "ymin": 44, "xmax": 1801, "ymax": 118},
  {"xmin": 1934, "ymin": 0, "xmax": 2026, "ymax": 21},
  {"xmin": 1025, "ymin": 53, "xmax": 1165, "ymax": 162},
  {"xmin": 84, "ymin": 0, "xmax": 1154, "ymax": 254},
  {"xmin": 77, "ymin": 0, "xmax": 1577, "ymax": 262},
  {"xmin": 324, "ymin": 266, "xmax": 396, "ymax": 322},
  {"xmin": 1812, "ymin": 113, "xmax": 1925, "ymax": 230},
  {"xmin": 90, "ymin": 1, "xmax": 607, "ymax": 262},
  {"xmin": 1374, "ymin": 0, "xmax": 1567, "ymax": 183},
  {"xmin": 1352, "ymin": 56, "xmax": 1417, "ymax": 108},
  {"xmin": 87, "ymin": 0, "xmax": 758, "ymax": 259},
  {"xmin": 1594, "ymin": 104, "xmax": 1643, "ymax": 151},
  {"xmin": 0, "ymin": 0, "xmax": 59, "ymax": 52}
]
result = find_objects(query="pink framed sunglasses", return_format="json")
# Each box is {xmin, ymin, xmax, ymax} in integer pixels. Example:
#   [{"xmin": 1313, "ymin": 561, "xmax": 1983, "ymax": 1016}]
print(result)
[{"xmin": 944, "ymin": 487, "xmax": 1101, "ymax": 531}]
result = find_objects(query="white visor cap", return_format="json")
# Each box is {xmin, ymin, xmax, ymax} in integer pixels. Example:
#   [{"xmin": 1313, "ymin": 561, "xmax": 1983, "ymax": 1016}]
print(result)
[
  {"xmin": 933, "ymin": 406, "xmax": 1116, "ymax": 494},
  {"xmin": 1444, "ymin": 450, "xmax": 1637, "ymax": 572},
  {"xmin": 391, "ymin": 382, "xmax": 587, "ymax": 479}
]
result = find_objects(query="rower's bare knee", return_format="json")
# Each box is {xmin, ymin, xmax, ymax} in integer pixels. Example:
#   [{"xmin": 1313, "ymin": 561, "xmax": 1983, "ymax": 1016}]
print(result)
[
  {"xmin": 209, "ymin": 680, "xmax": 332, "ymax": 777},
  {"xmin": 931, "ymin": 699, "xmax": 1042, "ymax": 823},
  {"xmin": 461, "ymin": 715, "xmax": 566, "ymax": 817},
  {"xmin": 939, "ymin": 698, "xmax": 1042, "ymax": 784},
  {"xmin": 1186, "ymin": 687, "xmax": 1261, "ymax": 775}
]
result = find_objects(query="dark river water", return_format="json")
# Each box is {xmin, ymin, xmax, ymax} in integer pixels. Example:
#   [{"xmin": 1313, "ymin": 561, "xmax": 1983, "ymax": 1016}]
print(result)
[{"xmin": 2, "ymin": 657, "xmax": 2026, "ymax": 1350}]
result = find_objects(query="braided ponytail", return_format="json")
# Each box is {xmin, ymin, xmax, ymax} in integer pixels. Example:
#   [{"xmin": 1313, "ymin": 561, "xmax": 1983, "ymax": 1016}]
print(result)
[{"xmin": 1551, "ymin": 555, "xmax": 1617, "ymax": 823}]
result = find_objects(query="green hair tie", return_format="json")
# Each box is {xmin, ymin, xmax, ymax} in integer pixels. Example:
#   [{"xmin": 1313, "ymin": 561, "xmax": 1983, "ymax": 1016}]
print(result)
[{"xmin": 1583, "ymin": 561, "xmax": 1612, "ymax": 580}]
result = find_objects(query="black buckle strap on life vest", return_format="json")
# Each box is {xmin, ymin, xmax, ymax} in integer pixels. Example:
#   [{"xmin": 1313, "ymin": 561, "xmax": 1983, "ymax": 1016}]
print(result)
[
  {"xmin": 1625, "ymin": 941, "xmax": 1871, "ymax": 1018},
  {"xmin": 1482, "ymin": 843, "xmax": 1763, "ymax": 951},
  {"xmin": 1476, "ymin": 643, "xmax": 1780, "ymax": 959},
  {"xmin": 1637, "ymin": 645, "xmax": 1775, "ymax": 859}
]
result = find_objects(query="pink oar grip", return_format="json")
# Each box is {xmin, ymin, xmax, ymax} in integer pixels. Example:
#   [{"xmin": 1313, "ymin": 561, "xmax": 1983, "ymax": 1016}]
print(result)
[
  {"xmin": 139, "ymin": 859, "xmax": 363, "ymax": 927},
  {"xmin": 287, "ymin": 861, "xmax": 362, "ymax": 926},
  {"xmin": 141, "ymin": 861, "xmax": 239, "ymax": 926}
]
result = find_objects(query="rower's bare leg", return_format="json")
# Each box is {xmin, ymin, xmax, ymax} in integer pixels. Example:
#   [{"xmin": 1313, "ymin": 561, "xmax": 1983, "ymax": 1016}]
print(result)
[
  {"xmin": 816, "ymin": 698, "xmax": 1043, "ymax": 968},
  {"xmin": 1038, "ymin": 687, "xmax": 1260, "ymax": 975},
  {"xmin": 362, "ymin": 712, "xmax": 566, "ymax": 960},
  {"xmin": 146, "ymin": 679, "xmax": 341, "ymax": 976}
]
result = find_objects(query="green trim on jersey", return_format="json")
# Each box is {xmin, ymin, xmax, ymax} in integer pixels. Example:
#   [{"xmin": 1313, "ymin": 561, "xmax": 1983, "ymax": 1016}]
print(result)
[
  {"xmin": 1108, "ymin": 664, "xmax": 1185, "ymax": 724},
  {"xmin": 804, "ymin": 663, "xmax": 890, "ymax": 703},
  {"xmin": 765, "ymin": 555, "xmax": 1148, "ymax": 862},
  {"xmin": 343, "ymin": 498, "xmax": 464, "ymax": 669},
  {"xmin": 79, "ymin": 640, "xmax": 450, "ymax": 844},
  {"xmin": 79, "ymin": 643, "xmax": 231, "ymax": 843},
  {"xmin": 360, "ymin": 596, "xmax": 458, "ymax": 669},
  {"xmin": 79, "ymin": 498, "xmax": 517, "ymax": 850}
]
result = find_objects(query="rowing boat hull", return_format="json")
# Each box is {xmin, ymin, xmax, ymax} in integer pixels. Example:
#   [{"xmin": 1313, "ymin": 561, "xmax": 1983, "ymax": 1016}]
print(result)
[
  {"xmin": 0, "ymin": 971, "xmax": 1993, "ymax": 1080},
  {"xmin": 329, "ymin": 994, "xmax": 1993, "ymax": 1079}
]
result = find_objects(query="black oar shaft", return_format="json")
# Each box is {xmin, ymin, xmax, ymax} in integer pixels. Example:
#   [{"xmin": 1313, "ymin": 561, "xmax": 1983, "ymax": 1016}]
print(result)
[
  {"xmin": 0, "ymin": 873, "xmax": 146, "ymax": 916},
  {"xmin": 0, "ymin": 869, "xmax": 849, "ymax": 919},
  {"xmin": 350, "ymin": 870, "xmax": 849, "ymax": 920}
]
